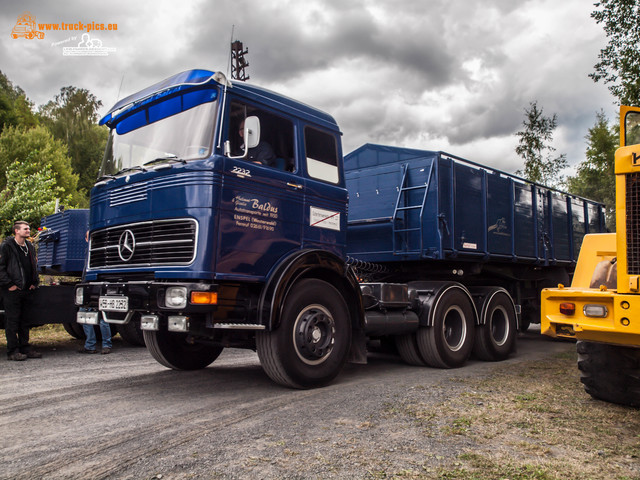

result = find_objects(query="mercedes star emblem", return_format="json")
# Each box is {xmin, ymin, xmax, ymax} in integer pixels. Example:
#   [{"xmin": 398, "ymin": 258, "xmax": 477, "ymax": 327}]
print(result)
[{"xmin": 118, "ymin": 229, "xmax": 136, "ymax": 262}]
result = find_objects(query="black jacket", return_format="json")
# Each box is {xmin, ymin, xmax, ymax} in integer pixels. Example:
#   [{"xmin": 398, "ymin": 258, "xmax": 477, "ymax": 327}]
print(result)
[{"xmin": 0, "ymin": 237, "xmax": 39, "ymax": 290}]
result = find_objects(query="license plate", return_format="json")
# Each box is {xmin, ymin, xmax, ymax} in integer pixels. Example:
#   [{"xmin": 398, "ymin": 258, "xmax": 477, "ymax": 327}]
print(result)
[{"xmin": 99, "ymin": 296, "xmax": 129, "ymax": 312}]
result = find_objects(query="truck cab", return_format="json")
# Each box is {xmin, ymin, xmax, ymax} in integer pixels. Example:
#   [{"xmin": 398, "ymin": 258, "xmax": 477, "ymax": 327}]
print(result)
[{"xmin": 76, "ymin": 70, "xmax": 359, "ymax": 388}]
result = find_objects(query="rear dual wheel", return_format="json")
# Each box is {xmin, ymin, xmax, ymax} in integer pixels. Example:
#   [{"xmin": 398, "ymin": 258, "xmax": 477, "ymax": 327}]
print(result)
[
  {"xmin": 473, "ymin": 290, "xmax": 517, "ymax": 361},
  {"xmin": 416, "ymin": 287, "xmax": 475, "ymax": 368}
]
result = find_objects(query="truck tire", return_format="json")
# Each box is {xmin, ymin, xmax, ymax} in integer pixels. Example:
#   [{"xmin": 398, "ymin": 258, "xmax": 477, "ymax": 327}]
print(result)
[
  {"xmin": 143, "ymin": 329, "xmax": 223, "ymax": 370},
  {"xmin": 256, "ymin": 279, "xmax": 351, "ymax": 389},
  {"xmin": 416, "ymin": 287, "xmax": 475, "ymax": 368},
  {"xmin": 63, "ymin": 321, "xmax": 85, "ymax": 339},
  {"xmin": 473, "ymin": 290, "xmax": 517, "ymax": 361},
  {"xmin": 117, "ymin": 317, "xmax": 145, "ymax": 346},
  {"xmin": 577, "ymin": 341, "xmax": 640, "ymax": 407},
  {"xmin": 395, "ymin": 333, "xmax": 426, "ymax": 366}
]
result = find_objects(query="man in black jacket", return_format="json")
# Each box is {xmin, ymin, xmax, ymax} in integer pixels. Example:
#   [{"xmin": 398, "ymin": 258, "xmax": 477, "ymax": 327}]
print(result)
[{"xmin": 0, "ymin": 220, "xmax": 42, "ymax": 361}]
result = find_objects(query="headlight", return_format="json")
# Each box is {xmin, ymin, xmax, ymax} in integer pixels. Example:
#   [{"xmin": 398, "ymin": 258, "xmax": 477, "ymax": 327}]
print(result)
[
  {"xmin": 583, "ymin": 304, "xmax": 608, "ymax": 318},
  {"xmin": 75, "ymin": 287, "xmax": 84, "ymax": 306},
  {"xmin": 165, "ymin": 286, "xmax": 187, "ymax": 309}
]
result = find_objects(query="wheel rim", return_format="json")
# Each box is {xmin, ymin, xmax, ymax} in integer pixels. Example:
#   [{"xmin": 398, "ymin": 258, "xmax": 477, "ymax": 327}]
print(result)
[
  {"xmin": 442, "ymin": 305, "xmax": 466, "ymax": 352},
  {"xmin": 489, "ymin": 305, "xmax": 509, "ymax": 346},
  {"xmin": 292, "ymin": 304, "xmax": 335, "ymax": 365}
]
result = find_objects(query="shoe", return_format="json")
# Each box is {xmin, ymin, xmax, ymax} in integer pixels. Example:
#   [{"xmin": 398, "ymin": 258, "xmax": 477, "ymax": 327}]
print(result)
[
  {"xmin": 8, "ymin": 352, "xmax": 27, "ymax": 361},
  {"xmin": 78, "ymin": 348, "xmax": 98, "ymax": 354},
  {"xmin": 26, "ymin": 350, "xmax": 42, "ymax": 359},
  {"xmin": 101, "ymin": 348, "xmax": 112, "ymax": 355}
]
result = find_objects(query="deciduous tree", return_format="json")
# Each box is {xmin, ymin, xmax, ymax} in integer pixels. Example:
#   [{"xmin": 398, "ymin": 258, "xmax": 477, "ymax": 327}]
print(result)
[
  {"xmin": 515, "ymin": 101, "xmax": 568, "ymax": 188},
  {"xmin": 0, "ymin": 160, "xmax": 67, "ymax": 237},
  {"xmin": 39, "ymin": 86, "xmax": 108, "ymax": 201},
  {"xmin": 0, "ymin": 71, "xmax": 37, "ymax": 132},
  {"xmin": 567, "ymin": 111, "xmax": 618, "ymax": 229},
  {"xmin": 591, "ymin": 0, "xmax": 640, "ymax": 106},
  {"xmin": 0, "ymin": 125, "xmax": 80, "ymax": 206}
]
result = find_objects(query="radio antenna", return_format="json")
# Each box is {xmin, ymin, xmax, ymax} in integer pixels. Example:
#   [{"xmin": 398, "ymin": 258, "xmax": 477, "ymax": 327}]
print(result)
[{"xmin": 226, "ymin": 25, "xmax": 235, "ymax": 78}]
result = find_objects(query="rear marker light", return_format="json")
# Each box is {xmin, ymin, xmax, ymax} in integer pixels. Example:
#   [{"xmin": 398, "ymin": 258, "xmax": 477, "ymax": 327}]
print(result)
[{"xmin": 559, "ymin": 303, "xmax": 576, "ymax": 315}]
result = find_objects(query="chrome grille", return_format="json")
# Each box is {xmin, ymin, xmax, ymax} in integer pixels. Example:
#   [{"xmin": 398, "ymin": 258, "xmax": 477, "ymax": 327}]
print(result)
[
  {"xmin": 89, "ymin": 218, "xmax": 197, "ymax": 269},
  {"xmin": 626, "ymin": 173, "xmax": 640, "ymax": 274}
]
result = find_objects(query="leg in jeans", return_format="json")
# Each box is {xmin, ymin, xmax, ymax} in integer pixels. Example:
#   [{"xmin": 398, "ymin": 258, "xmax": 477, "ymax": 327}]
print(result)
[
  {"xmin": 99, "ymin": 319, "xmax": 112, "ymax": 349},
  {"xmin": 83, "ymin": 323, "xmax": 97, "ymax": 351}
]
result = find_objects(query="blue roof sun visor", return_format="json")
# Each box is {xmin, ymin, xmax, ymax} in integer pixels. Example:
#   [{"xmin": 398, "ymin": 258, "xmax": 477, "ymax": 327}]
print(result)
[{"xmin": 99, "ymin": 69, "xmax": 221, "ymax": 135}]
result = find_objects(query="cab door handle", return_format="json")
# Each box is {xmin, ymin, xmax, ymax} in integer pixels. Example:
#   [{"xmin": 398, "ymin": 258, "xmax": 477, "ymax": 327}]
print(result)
[{"xmin": 287, "ymin": 182, "xmax": 303, "ymax": 190}]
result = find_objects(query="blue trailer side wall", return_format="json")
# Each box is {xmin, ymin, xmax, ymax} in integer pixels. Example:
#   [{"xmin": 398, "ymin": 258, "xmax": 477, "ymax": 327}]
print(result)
[
  {"xmin": 344, "ymin": 144, "xmax": 605, "ymax": 265},
  {"xmin": 38, "ymin": 209, "xmax": 89, "ymax": 275}
]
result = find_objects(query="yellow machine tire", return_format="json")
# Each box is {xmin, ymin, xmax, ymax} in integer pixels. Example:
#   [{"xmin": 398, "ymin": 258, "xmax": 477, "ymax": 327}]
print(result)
[{"xmin": 577, "ymin": 341, "xmax": 640, "ymax": 408}]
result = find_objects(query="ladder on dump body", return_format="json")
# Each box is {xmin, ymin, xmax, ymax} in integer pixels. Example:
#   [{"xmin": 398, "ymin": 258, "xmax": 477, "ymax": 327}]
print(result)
[{"xmin": 392, "ymin": 161, "xmax": 434, "ymax": 256}]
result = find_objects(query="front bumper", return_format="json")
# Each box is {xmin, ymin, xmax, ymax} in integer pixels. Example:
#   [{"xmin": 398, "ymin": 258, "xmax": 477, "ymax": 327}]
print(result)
[{"xmin": 75, "ymin": 281, "xmax": 218, "ymax": 316}]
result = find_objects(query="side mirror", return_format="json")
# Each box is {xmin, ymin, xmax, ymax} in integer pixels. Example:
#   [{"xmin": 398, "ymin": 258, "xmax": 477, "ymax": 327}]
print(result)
[
  {"xmin": 244, "ymin": 116, "xmax": 260, "ymax": 149},
  {"xmin": 224, "ymin": 116, "xmax": 261, "ymax": 159}
]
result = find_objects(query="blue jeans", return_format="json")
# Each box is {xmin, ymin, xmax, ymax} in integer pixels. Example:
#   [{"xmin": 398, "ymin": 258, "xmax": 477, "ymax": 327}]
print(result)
[{"xmin": 83, "ymin": 318, "xmax": 112, "ymax": 350}]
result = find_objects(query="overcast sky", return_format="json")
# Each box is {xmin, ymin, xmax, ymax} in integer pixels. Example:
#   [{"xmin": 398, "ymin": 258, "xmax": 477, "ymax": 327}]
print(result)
[{"xmin": 1, "ymin": 0, "xmax": 617, "ymax": 174}]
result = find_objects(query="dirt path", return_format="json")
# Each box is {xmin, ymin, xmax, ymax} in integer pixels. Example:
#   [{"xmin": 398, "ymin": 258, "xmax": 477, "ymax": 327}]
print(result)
[{"xmin": 0, "ymin": 331, "xmax": 575, "ymax": 479}]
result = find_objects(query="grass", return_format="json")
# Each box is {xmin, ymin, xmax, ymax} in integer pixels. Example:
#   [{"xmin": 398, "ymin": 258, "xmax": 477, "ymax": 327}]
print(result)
[
  {"xmin": 0, "ymin": 323, "xmax": 79, "ymax": 349},
  {"xmin": 390, "ymin": 350, "xmax": 640, "ymax": 480}
]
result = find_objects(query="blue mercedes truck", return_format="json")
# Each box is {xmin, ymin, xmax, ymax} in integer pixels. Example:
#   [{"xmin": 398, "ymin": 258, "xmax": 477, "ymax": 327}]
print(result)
[{"xmin": 75, "ymin": 69, "xmax": 605, "ymax": 388}]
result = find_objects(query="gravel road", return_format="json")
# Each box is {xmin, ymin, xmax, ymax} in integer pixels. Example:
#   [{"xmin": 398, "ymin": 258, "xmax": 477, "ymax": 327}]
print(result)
[{"xmin": 0, "ymin": 329, "xmax": 572, "ymax": 479}]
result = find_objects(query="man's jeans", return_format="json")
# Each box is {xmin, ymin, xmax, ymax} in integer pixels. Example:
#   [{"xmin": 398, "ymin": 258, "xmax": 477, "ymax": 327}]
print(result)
[{"xmin": 83, "ymin": 319, "xmax": 112, "ymax": 350}]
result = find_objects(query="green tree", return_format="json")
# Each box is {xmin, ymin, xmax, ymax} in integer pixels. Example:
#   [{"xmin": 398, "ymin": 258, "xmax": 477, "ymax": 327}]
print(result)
[
  {"xmin": 567, "ymin": 111, "xmax": 618, "ymax": 230},
  {"xmin": 591, "ymin": 0, "xmax": 640, "ymax": 106},
  {"xmin": 0, "ymin": 71, "xmax": 37, "ymax": 132},
  {"xmin": 0, "ymin": 125, "xmax": 80, "ymax": 206},
  {"xmin": 515, "ymin": 101, "xmax": 568, "ymax": 188},
  {"xmin": 0, "ymin": 160, "xmax": 67, "ymax": 237},
  {"xmin": 39, "ymin": 86, "xmax": 108, "ymax": 200}
]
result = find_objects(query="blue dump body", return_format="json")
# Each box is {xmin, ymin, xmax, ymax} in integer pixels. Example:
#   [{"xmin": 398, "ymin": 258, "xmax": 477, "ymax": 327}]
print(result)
[
  {"xmin": 345, "ymin": 144, "xmax": 606, "ymax": 266},
  {"xmin": 38, "ymin": 209, "xmax": 89, "ymax": 275}
]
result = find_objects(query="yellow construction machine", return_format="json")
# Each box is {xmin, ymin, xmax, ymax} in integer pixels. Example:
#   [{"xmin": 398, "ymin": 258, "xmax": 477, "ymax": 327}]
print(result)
[{"xmin": 541, "ymin": 106, "xmax": 640, "ymax": 407}]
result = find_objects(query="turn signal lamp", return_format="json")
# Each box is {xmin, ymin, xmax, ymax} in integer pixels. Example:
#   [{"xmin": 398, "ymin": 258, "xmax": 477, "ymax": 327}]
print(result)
[
  {"xmin": 190, "ymin": 291, "xmax": 218, "ymax": 305},
  {"xmin": 559, "ymin": 302, "xmax": 576, "ymax": 315}
]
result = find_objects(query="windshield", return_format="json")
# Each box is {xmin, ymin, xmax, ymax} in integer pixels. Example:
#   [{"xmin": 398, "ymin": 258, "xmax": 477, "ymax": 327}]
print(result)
[{"xmin": 99, "ymin": 99, "xmax": 217, "ymax": 178}]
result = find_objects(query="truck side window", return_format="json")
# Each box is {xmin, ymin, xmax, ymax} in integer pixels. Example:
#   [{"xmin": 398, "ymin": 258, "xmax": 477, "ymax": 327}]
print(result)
[
  {"xmin": 304, "ymin": 126, "xmax": 339, "ymax": 184},
  {"xmin": 228, "ymin": 101, "xmax": 295, "ymax": 171}
]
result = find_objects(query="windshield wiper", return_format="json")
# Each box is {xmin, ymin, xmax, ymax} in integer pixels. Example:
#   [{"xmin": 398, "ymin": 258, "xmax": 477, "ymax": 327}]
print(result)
[
  {"xmin": 143, "ymin": 154, "xmax": 187, "ymax": 167},
  {"xmin": 115, "ymin": 165, "xmax": 148, "ymax": 175},
  {"xmin": 95, "ymin": 174, "xmax": 116, "ymax": 183}
]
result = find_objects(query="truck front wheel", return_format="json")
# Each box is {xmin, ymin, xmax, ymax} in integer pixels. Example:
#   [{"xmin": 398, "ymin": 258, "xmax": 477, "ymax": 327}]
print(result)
[
  {"xmin": 144, "ymin": 329, "xmax": 223, "ymax": 370},
  {"xmin": 416, "ymin": 287, "xmax": 475, "ymax": 368},
  {"xmin": 256, "ymin": 279, "xmax": 351, "ymax": 388},
  {"xmin": 577, "ymin": 341, "xmax": 640, "ymax": 407}
]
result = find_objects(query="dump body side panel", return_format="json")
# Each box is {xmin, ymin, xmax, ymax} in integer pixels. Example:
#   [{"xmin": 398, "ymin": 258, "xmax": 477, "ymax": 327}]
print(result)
[{"xmin": 344, "ymin": 144, "xmax": 606, "ymax": 266}]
